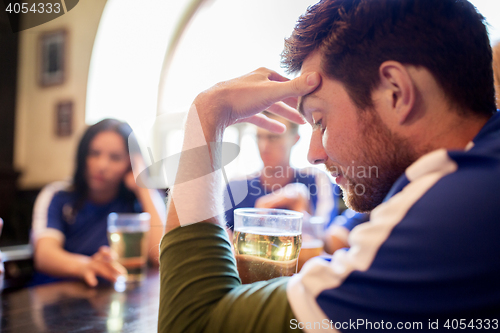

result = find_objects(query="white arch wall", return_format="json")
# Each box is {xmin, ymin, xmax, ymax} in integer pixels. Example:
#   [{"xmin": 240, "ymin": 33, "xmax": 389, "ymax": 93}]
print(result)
[
  {"xmin": 472, "ymin": 0, "xmax": 500, "ymax": 45},
  {"xmin": 156, "ymin": 0, "xmax": 320, "ymax": 177},
  {"xmin": 85, "ymin": 0, "xmax": 189, "ymax": 128}
]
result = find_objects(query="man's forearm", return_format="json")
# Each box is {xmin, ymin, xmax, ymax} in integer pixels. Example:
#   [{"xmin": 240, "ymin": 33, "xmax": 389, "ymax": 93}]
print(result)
[
  {"xmin": 158, "ymin": 222, "xmax": 298, "ymax": 333},
  {"xmin": 166, "ymin": 105, "xmax": 225, "ymax": 231}
]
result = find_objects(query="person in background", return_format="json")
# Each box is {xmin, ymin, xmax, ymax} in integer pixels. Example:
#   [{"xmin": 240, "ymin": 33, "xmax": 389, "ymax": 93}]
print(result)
[
  {"xmin": 323, "ymin": 209, "xmax": 369, "ymax": 254},
  {"xmin": 224, "ymin": 111, "xmax": 340, "ymax": 237},
  {"xmin": 32, "ymin": 119, "xmax": 166, "ymax": 287},
  {"xmin": 157, "ymin": 0, "xmax": 500, "ymax": 331},
  {"xmin": 493, "ymin": 41, "xmax": 500, "ymax": 109}
]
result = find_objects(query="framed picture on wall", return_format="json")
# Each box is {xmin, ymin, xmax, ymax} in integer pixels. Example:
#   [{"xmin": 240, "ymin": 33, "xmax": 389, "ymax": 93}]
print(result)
[
  {"xmin": 39, "ymin": 29, "xmax": 67, "ymax": 86},
  {"xmin": 55, "ymin": 101, "xmax": 73, "ymax": 137}
]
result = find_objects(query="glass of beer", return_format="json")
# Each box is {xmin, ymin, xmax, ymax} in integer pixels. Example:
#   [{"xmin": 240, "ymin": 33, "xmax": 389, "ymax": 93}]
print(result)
[
  {"xmin": 107, "ymin": 213, "xmax": 150, "ymax": 283},
  {"xmin": 233, "ymin": 208, "xmax": 302, "ymax": 284}
]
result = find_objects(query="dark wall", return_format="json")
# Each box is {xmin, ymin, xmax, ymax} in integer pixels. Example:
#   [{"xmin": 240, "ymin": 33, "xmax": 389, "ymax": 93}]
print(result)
[
  {"xmin": 0, "ymin": 6, "xmax": 17, "ymax": 170},
  {"xmin": 0, "ymin": 10, "xmax": 26, "ymax": 246}
]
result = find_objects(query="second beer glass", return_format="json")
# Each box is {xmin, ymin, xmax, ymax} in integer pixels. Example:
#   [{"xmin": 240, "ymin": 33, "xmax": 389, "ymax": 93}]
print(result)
[{"xmin": 107, "ymin": 212, "xmax": 150, "ymax": 283}]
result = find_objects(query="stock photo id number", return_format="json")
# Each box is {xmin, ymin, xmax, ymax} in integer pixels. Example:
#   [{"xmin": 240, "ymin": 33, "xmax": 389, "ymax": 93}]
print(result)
[{"xmin": 2, "ymin": 0, "xmax": 79, "ymax": 32}]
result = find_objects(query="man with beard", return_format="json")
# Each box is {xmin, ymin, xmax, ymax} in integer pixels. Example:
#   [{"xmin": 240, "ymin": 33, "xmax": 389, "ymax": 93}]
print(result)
[{"xmin": 158, "ymin": 0, "xmax": 500, "ymax": 332}]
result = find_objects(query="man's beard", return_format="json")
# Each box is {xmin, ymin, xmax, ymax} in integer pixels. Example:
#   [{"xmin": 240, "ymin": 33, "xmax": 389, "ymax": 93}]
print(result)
[{"xmin": 331, "ymin": 111, "xmax": 419, "ymax": 213}]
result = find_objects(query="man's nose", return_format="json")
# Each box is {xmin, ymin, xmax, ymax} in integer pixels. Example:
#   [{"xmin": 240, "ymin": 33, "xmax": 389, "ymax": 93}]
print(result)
[{"xmin": 307, "ymin": 131, "xmax": 327, "ymax": 165}]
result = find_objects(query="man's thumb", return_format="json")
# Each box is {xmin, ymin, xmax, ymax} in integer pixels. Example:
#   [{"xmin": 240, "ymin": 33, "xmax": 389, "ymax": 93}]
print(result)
[
  {"xmin": 305, "ymin": 72, "xmax": 320, "ymax": 87},
  {"xmin": 291, "ymin": 72, "xmax": 321, "ymax": 95}
]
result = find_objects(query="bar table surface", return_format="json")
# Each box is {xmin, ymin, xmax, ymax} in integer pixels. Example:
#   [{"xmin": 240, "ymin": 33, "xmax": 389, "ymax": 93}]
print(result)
[{"xmin": 0, "ymin": 267, "xmax": 160, "ymax": 332}]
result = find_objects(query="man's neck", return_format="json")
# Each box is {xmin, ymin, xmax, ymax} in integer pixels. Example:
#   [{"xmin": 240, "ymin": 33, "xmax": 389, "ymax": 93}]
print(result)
[
  {"xmin": 406, "ymin": 109, "xmax": 492, "ymax": 156},
  {"xmin": 431, "ymin": 114, "xmax": 490, "ymax": 151}
]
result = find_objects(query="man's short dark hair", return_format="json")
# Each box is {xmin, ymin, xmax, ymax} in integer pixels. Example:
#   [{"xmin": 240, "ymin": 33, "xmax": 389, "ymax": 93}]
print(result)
[{"xmin": 282, "ymin": 0, "xmax": 496, "ymax": 116}]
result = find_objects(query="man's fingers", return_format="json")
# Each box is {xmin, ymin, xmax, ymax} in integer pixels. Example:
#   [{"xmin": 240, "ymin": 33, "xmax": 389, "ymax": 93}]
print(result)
[
  {"xmin": 282, "ymin": 96, "xmax": 299, "ymax": 110},
  {"xmin": 239, "ymin": 114, "xmax": 287, "ymax": 133},
  {"xmin": 235, "ymin": 105, "xmax": 303, "ymax": 132},
  {"xmin": 267, "ymin": 70, "xmax": 290, "ymax": 83},
  {"xmin": 266, "ymin": 102, "xmax": 305, "ymax": 125},
  {"xmin": 269, "ymin": 72, "xmax": 321, "ymax": 103}
]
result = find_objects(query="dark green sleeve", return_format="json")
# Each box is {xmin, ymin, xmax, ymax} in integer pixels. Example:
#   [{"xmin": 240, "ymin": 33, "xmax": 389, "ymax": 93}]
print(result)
[{"xmin": 158, "ymin": 222, "xmax": 301, "ymax": 333}]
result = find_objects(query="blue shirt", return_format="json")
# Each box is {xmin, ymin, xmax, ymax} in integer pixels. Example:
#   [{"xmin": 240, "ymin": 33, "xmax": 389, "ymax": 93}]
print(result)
[
  {"xmin": 47, "ymin": 191, "xmax": 141, "ymax": 256},
  {"xmin": 287, "ymin": 112, "xmax": 500, "ymax": 325},
  {"xmin": 224, "ymin": 169, "xmax": 340, "ymax": 230},
  {"xmin": 332, "ymin": 209, "xmax": 370, "ymax": 231},
  {"xmin": 30, "ymin": 191, "xmax": 140, "ymax": 286}
]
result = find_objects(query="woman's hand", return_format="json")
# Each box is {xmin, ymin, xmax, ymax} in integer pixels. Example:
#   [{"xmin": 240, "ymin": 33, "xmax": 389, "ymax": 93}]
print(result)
[
  {"xmin": 124, "ymin": 170, "xmax": 139, "ymax": 194},
  {"xmin": 125, "ymin": 153, "xmax": 149, "ymax": 194},
  {"xmin": 80, "ymin": 246, "xmax": 127, "ymax": 287}
]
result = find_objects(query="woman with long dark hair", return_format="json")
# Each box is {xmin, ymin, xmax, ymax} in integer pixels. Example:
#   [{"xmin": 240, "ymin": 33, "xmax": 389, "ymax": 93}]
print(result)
[{"xmin": 33, "ymin": 119, "xmax": 166, "ymax": 286}]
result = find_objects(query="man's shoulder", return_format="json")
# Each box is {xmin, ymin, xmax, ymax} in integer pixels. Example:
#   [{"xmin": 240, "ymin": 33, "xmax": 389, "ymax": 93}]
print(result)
[
  {"xmin": 428, "ymin": 150, "xmax": 500, "ymax": 206},
  {"xmin": 389, "ymin": 147, "xmax": 500, "ymax": 222}
]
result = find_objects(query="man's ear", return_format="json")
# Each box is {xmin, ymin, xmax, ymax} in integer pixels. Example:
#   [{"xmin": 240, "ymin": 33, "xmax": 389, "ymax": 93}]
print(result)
[{"xmin": 378, "ymin": 61, "xmax": 416, "ymax": 125}]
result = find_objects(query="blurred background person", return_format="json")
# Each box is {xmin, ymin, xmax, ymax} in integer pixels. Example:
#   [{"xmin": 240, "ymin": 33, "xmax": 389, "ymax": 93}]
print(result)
[
  {"xmin": 493, "ymin": 41, "xmax": 500, "ymax": 109},
  {"xmin": 323, "ymin": 210, "xmax": 369, "ymax": 254},
  {"xmin": 31, "ymin": 119, "xmax": 166, "ymax": 286},
  {"xmin": 224, "ymin": 112, "xmax": 340, "ymax": 238}
]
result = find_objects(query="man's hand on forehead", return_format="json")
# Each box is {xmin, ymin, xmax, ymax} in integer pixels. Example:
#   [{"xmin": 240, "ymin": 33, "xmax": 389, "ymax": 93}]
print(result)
[
  {"xmin": 166, "ymin": 69, "xmax": 321, "ymax": 229},
  {"xmin": 193, "ymin": 67, "xmax": 321, "ymax": 134}
]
